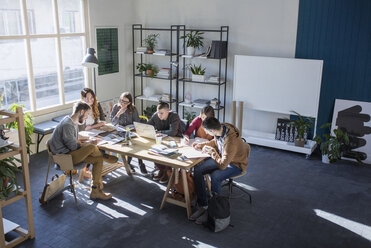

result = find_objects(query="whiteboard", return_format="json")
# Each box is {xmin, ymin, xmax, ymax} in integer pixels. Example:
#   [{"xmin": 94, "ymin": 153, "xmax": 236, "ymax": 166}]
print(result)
[{"xmin": 233, "ymin": 55, "xmax": 323, "ymax": 118}]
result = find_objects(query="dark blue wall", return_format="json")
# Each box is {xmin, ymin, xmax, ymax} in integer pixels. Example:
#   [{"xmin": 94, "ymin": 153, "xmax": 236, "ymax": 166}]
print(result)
[{"xmin": 295, "ymin": 0, "xmax": 371, "ymax": 132}]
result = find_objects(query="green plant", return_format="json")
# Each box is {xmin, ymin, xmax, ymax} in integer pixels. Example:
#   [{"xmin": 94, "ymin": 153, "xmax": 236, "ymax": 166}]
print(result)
[
  {"xmin": 136, "ymin": 63, "xmax": 158, "ymax": 78},
  {"xmin": 143, "ymin": 33, "xmax": 159, "ymax": 50},
  {"xmin": 180, "ymin": 31, "xmax": 204, "ymax": 49},
  {"xmin": 314, "ymin": 123, "xmax": 350, "ymax": 163},
  {"xmin": 0, "ymin": 146, "xmax": 21, "ymax": 199},
  {"xmin": 136, "ymin": 63, "xmax": 147, "ymax": 73},
  {"xmin": 184, "ymin": 111, "xmax": 196, "ymax": 124},
  {"xmin": 289, "ymin": 110, "xmax": 312, "ymax": 141},
  {"xmin": 190, "ymin": 64, "xmax": 206, "ymax": 75},
  {"xmin": 6, "ymin": 104, "xmax": 34, "ymax": 155},
  {"xmin": 143, "ymin": 105, "xmax": 157, "ymax": 119}
]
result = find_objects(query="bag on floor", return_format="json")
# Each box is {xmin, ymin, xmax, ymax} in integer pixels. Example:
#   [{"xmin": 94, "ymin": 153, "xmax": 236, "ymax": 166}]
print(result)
[
  {"xmin": 203, "ymin": 194, "xmax": 231, "ymax": 232},
  {"xmin": 39, "ymin": 174, "xmax": 66, "ymax": 204},
  {"xmin": 167, "ymin": 170, "xmax": 195, "ymax": 200}
]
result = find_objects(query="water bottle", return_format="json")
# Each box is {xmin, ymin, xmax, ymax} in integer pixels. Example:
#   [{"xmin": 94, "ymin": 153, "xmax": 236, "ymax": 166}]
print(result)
[{"xmin": 125, "ymin": 127, "xmax": 132, "ymax": 145}]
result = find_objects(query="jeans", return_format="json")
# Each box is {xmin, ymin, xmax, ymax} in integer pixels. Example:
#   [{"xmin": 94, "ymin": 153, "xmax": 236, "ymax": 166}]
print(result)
[{"xmin": 194, "ymin": 157, "xmax": 242, "ymax": 207}]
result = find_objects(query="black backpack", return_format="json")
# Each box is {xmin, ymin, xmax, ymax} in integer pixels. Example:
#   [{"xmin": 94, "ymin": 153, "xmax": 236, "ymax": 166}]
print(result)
[{"xmin": 203, "ymin": 194, "xmax": 231, "ymax": 232}]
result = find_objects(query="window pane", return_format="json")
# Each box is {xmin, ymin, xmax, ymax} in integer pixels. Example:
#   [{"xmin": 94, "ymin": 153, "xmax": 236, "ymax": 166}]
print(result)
[
  {"xmin": 61, "ymin": 36, "xmax": 86, "ymax": 102},
  {"xmin": 26, "ymin": 0, "xmax": 55, "ymax": 34},
  {"xmin": 31, "ymin": 38, "xmax": 60, "ymax": 109},
  {"xmin": 0, "ymin": 40, "xmax": 31, "ymax": 110},
  {"xmin": 0, "ymin": 0, "xmax": 23, "ymax": 35},
  {"xmin": 58, "ymin": 0, "xmax": 83, "ymax": 34}
]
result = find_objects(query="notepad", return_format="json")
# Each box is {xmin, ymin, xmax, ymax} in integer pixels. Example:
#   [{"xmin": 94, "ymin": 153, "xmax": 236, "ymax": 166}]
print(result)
[{"xmin": 181, "ymin": 149, "xmax": 210, "ymax": 159}]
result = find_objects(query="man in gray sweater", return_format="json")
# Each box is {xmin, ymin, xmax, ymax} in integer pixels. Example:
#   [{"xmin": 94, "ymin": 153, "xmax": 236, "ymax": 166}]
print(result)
[
  {"xmin": 49, "ymin": 101, "xmax": 116, "ymax": 200},
  {"xmin": 147, "ymin": 102, "xmax": 183, "ymax": 183}
]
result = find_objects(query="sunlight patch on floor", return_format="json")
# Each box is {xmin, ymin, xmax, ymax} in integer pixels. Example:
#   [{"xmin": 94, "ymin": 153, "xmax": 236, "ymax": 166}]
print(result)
[
  {"xmin": 113, "ymin": 197, "xmax": 147, "ymax": 216},
  {"xmin": 97, "ymin": 203, "xmax": 128, "ymax": 219},
  {"xmin": 182, "ymin": 236, "xmax": 217, "ymax": 248},
  {"xmin": 314, "ymin": 209, "xmax": 371, "ymax": 241}
]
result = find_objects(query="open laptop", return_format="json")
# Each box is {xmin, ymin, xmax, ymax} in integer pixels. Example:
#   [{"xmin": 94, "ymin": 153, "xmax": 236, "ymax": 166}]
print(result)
[{"xmin": 133, "ymin": 122, "xmax": 168, "ymax": 140}]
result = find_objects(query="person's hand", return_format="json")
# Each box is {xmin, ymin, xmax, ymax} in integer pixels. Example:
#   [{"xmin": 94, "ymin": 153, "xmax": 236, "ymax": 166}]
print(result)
[
  {"xmin": 85, "ymin": 125, "xmax": 93, "ymax": 131},
  {"xmin": 115, "ymin": 107, "xmax": 126, "ymax": 118},
  {"xmin": 192, "ymin": 142, "xmax": 201, "ymax": 150},
  {"xmin": 183, "ymin": 135, "xmax": 190, "ymax": 144},
  {"xmin": 202, "ymin": 145, "xmax": 213, "ymax": 155}
]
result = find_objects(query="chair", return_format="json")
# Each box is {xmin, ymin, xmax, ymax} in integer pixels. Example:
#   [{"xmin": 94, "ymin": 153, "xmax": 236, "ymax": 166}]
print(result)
[
  {"xmin": 222, "ymin": 141, "xmax": 252, "ymax": 203},
  {"xmin": 45, "ymin": 140, "xmax": 86, "ymax": 204}
]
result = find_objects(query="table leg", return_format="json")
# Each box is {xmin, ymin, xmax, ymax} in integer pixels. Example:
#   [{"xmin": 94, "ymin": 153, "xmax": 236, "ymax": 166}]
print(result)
[
  {"xmin": 160, "ymin": 168, "xmax": 175, "ymax": 210},
  {"xmin": 181, "ymin": 169, "xmax": 191, "ymax": 219},
  {"xmin": 120, "ymin": 153, "xmax": 132, "ymax": 176}
]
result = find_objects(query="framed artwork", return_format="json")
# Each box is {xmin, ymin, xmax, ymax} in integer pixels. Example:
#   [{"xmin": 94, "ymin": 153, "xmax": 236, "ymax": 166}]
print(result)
[
  {"xmin": 331, "ymin": 99, "xmax": 371, "ymax": 164},
  {"xmin": 96, "ymin": 27, "xmax": 119, "ymax": 75}
]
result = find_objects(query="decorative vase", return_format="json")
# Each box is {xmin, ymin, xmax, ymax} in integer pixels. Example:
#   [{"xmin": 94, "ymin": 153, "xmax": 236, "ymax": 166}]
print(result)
[
  {"xmin": 186, "ymin": 46, "xmax": 195, "ymax": 56},
  {"xmin": 322, "ymin": 154, "xmax": 330, "ymax": 164},
  {"xmin": 294, "ymin": 139, "xmax": 305, "ymax": 147},
  {"xmin": 184, "ymin": 92, "xmax": 192, "ymax": 104},
  {"xmin": 192, "ymin": 74, "xmax": 205, "ymax": 82}
]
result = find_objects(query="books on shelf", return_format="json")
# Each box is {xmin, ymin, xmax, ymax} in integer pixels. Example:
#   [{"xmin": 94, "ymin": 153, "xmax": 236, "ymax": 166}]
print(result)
[
  {"xmin": 206, "ymin": 76, "xmax": 220, "ymax": 83},
  {"xmin": 160, "ymin": 93, "xmax": 171, "ymax": 102},
  {"xmin": 193, "ymin": 99, "xmax": 210, "ymax": 108},
  {"xmin": 136, "ymin": 46, "xmax": 147, "ymax": 53},
  {"xmin": 157, "ymin": 68, "xmax": 177, "ymax": 79},
  {"xmin": 154, "ymin": 49, "xmax": 170, "ymax": 56}
]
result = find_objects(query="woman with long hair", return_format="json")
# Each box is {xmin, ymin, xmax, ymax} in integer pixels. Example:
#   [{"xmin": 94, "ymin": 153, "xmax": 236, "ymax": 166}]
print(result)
[
  {"xmin": 80, "ymin": 88, "xmax": 105, "ymax": 130},
  {"xmin": 183, "ymin": 106, "xmax": 215, "ymax": 143},
  {"xmin": 111, "ymin": 92, "xmax": 148, "ymax": 174}
]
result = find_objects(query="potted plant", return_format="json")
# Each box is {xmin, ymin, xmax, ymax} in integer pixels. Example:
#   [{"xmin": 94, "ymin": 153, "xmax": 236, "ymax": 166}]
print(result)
[
  {"xmin": 143, "ymin": 105, "xmax": 157, "ymax": 119},
  {"xmin": 6, "ymin": 104, "xmax": 34, "ymax": 155},
  {"xmin": 190, "ymin": 64, "xmax": 206, "ymax": 82},
  {"xmin": 143, "ymin": 33, "xmax": 159, "ymax": 54},
  {"xmin": 180, "ymin": 31, "xmax": 204, "ymax": 56},
  {"xmin": 184, "ymin": 111, "xmax": 196, "ymax": 124},
  {"xmin": 136, "ymin": 63, "xmax": 147, "ymax": 75},
  {"xmin": 290, "ymin": 110, "xmax": 312, "ymax": 147},
  {"xmin": 314, "ymin": 123, "xmax": 350, "ymax": 164},
  {"xmin": 0, "ymin": 146, "xmax": 21, "ymax": 199},
  {"xmin": 145, "ymin": 64, "xmax": 158, "ymax": 78}
]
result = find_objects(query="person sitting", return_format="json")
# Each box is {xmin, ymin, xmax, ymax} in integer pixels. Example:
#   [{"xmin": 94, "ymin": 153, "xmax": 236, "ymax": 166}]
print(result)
[
  {"xmin": 147, "ymin": 102, "xmax": 183, "ymax": 183},
  {"xmin": 190, "ymin": 117, "xmax": 250, "ymax": 224},
  {"xmin": 49, "ymin": 101, "xmax": 117, "ymax": 200},
  {"xmin": 183, "ymin": 106, "xmax": 215, "ymax": 142},
  {"xmin": 80, "ymin": 88, "xmax": 105, "ymax": 131},
  {"xmin": 110, "ymin": 92, "xmax": 148, "ymax": 174}
]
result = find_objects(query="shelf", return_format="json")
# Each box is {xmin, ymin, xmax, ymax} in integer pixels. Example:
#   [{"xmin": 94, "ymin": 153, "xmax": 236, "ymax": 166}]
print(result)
[
  {"xmin": 242, "ymin": 129, "xmax": 317, "ymax": 155},
  {"xmin": 135, "ymin": 74, "xmax": 177, "ymax": 81},
  {"xmin": 0, "ymin": 145, "xmax": 21, "ymax": 160},
  {"xmin": 181, "ymin": 54, "xmax": 226, "ymax": 60},
  {"xmin": 0, "ymin": 190, "xmax": 26, "ymax": 207},
  {"xmin": 180, "ymin": 78, "xmax": 226, "ymax": 85},
  {"xmin": 179, "ymin": 102, "xmax": 224, "ymax": 111},
  {"xmin": 134, "ymin": 51, "xmax": 177, "ymax": 56},
  {"xmin": 136, "ymin": 95, "xmax": 177, "ymax": 104}
]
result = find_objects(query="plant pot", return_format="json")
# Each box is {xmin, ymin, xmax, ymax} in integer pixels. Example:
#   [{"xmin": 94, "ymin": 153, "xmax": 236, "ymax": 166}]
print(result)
[
  {"xmin": 322, "ymin": 154, "xmax": 330, "ymax": 164},
  {"xmin": 294, "ymin": 139, "xmax": 305, "ymax": 147},
  {"xmin": 192, "ymin": 74, "xmax": 205, "ymax": 82},
  {"xmin": 186, "ymin": 46, "xmax": 195, "ymax": 56},
  {"xmin": 146, "ymin": 69, "xmax": 153, "ymax": 76},
  {"xmin": 147, "ymin": 49, "xmax": 154, "ymax": 54}
]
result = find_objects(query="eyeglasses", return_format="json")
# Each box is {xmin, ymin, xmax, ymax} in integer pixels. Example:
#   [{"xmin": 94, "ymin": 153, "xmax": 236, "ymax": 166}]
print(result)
[{"xmin": 119, "ymin": 99, "xmax": 130, "ymax": 104}]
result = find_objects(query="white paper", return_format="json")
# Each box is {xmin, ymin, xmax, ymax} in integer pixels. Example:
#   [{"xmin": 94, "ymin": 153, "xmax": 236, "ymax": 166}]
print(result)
[
  {"xmin": 79, "ymin": 129, "xmax": 105, "ymax": 137},
  {"xmin": 182, "ymin": 149, "xmax": 210, "ymax": 159}
]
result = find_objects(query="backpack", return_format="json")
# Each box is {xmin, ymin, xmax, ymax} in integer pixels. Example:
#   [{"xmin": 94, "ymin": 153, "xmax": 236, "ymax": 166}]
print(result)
[
  {"xmin": 166, "ymin": 170, "xmax": 196, "ymax": 201},
  {"xmin": 203, "ymin": 194, "xmax": 231, "ymax": 232}
]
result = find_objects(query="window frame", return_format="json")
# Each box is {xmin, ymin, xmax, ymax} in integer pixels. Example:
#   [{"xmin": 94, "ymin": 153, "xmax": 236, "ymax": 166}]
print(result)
[{"xmin": 0, "ymin": 0, "xmax": 91, "ymax": 117}]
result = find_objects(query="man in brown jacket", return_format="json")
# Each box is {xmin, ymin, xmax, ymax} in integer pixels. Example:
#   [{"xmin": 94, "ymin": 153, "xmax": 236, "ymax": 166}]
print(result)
[{"xmin": 190, "ymin": 117, "xmax": 250, "ymax": 224}]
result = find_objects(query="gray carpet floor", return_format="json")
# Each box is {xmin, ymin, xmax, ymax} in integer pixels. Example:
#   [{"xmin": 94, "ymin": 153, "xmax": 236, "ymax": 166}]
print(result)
[{"xmin": 3, "ymin": 145, "xmax": 371, "ymax": 248}]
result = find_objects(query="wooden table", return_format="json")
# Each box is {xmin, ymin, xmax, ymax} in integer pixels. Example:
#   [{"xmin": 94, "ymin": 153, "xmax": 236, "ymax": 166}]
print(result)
[{"xmin": 98, "ymin": 136, "xmax": 206, "ymax": 218}]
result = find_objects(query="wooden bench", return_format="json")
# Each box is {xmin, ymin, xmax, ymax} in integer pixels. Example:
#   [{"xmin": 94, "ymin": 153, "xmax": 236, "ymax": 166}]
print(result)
[{"xmin": 33, "ymin": 120, "xmax": 59, "ymax": 153}]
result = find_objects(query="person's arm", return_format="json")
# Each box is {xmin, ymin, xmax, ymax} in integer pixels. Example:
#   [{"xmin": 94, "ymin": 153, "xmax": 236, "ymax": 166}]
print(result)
[
  {"xmin": 62, "ymin": 124, "xmax": 81, "ymax": 151},
  {"xmin": 184, "ymin": 117, "xmax": 201, "ymax": 137},
  {"xmin": 132, "ymin": 107, "xmax": 141, "ymax": 123},
  {"xmin": 98, "ymin": 102, "xmax": 106, "ymax": 121},
  {"xmin": 110, "ymin": 104, "xmax": 120, "ymax": 126},
  {"xmin": 85, "ymin": 122, "xmax": 105, "ymax": 131},
  {"xmin": 209, "ymin": 137, "xmax": 237, "ymax": 170},
  {"xmin": 161, "ymin": 113, "xmax": 180, "ymax": 136},
  {"xmin": 147, "ymin": 113, "xmax": 157, "ymax": 126}
]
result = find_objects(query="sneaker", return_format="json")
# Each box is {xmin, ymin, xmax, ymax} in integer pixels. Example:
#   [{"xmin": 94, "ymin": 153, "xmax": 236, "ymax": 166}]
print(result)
[
  {"xmin": 153, "ymin": 170, "xmax": 164, "ymax": 181},
  {"xmin": 129, "ymin": 164, "xmax": 136, "ymax": 173},
  {"xmin": 190, "ymin": 207, "xmax": 206, "ymax": 221},
  {"xmin": 159, "ymin": 173, "xmax": 169, "ymax": 184},
  {"xmin": 139, "ymin": 162, "xmax": 148, "ymax": 174},
  {"xmin": 103, "ymin": 154, "xmax": 118, "ymax": 163},
  {"xmin": 195, "ymin": 211, "xmax": 208, "ymax": 225},
  {"xmin": 90, "ymin": 188, "xmax": 112, "ymax": 200}
]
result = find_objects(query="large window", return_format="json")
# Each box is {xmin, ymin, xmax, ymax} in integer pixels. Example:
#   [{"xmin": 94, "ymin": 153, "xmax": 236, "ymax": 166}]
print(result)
[{"xmin": 0, "ymin": 0, "xmax": 89, "ymax": 114}]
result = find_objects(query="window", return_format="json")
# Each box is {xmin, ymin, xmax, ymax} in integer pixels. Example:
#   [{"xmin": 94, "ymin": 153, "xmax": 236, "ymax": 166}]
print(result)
[{"xmin": 0, "ymin": 0, "xmax": 89, "ymax": 114}]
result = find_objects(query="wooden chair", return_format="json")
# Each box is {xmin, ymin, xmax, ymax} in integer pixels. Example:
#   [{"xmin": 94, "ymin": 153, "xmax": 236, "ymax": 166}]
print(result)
[{"xmin": 45, "ymin": 140, "xmax": 86, "ymax": 204}]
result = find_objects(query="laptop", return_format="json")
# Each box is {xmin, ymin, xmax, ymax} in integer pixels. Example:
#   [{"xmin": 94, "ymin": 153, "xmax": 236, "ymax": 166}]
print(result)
[{"xmin": 133, "ymin": 122, "xmax": 168, "ymax": 140}]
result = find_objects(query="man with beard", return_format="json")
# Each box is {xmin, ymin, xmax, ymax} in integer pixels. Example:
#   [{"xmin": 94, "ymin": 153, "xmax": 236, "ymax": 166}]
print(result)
[{"xmin": 49, "ymin": 101, "xmax": 115, "ymax": 200}]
